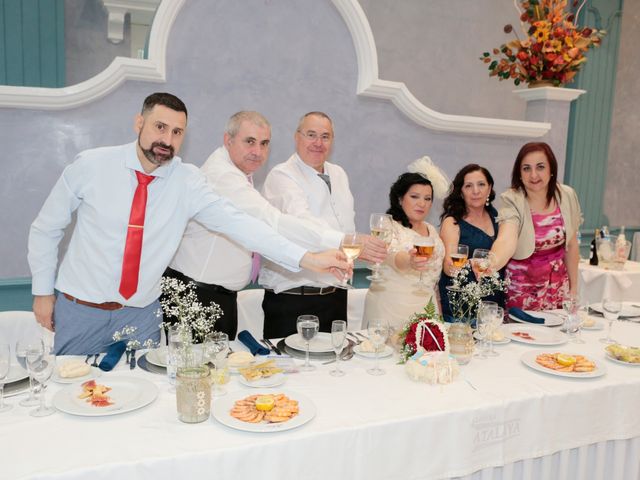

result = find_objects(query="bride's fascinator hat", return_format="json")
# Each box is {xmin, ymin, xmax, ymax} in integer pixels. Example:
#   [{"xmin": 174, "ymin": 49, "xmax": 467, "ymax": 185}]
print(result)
[{"xmin": 407, "ymin": 156, "xmax": 450, "ymax": 200}]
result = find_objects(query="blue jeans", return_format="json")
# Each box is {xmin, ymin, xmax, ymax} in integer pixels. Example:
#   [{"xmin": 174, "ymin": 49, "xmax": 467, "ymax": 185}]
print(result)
[{"xmin": 53, "ymin": 293, "xmax": 161, "ymax": 355}]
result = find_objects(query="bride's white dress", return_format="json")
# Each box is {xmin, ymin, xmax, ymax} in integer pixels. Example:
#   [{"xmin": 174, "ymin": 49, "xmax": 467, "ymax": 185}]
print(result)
[{"xmin": 363, "ymin": 221, "xmax": 444, "ymax": 333}]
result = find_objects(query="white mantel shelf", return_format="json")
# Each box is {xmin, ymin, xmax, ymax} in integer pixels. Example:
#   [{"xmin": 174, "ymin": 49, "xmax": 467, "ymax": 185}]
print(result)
[{"xmin": 513, "ymin": 86, "xmax": 586, "ymax": 102}]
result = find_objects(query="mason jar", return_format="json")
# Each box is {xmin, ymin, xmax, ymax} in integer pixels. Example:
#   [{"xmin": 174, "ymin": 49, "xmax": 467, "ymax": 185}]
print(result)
[{"xmin": 176, "ymin": 366, "xmax": 211, "ymax": 423}]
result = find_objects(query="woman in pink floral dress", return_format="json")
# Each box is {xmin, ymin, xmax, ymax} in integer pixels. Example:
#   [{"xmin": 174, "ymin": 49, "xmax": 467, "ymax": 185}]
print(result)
[{"xmin": 489, "ymin": 142, "xmax": 583, "ymax": 310}]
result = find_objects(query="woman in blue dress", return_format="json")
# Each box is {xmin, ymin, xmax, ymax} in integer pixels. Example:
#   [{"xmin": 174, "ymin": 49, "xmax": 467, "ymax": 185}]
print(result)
[{"xmin": 438, "ymin": 164, "xmax": 504, "ymax": 322}]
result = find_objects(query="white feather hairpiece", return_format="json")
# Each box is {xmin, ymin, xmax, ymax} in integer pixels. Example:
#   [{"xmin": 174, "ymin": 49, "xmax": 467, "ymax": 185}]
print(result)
[{"xmin": 407, "ymin": 156, "xmax": 450, "ymax": 200}]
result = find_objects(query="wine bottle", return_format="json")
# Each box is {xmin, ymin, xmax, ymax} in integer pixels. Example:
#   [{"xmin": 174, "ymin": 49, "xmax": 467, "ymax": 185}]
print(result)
[{"xmin": 589, "ymin": 228, "xmax": 600, "ymax": 266}]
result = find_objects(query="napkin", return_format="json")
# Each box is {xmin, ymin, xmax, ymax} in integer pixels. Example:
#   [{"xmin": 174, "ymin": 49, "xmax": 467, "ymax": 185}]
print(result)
[
  {"xmin": 509, "ymin": 307, "xmax": 545, "ymax": 324},
  {"xmin": 98, "ymin": 341, "xmax": 127, "ymax": 371},
  {"xmin": 237, "ymin": 330, "xmax": 270, "ymax": 356}
]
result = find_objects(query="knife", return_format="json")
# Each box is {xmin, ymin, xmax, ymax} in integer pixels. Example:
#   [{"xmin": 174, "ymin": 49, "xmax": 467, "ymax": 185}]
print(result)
[
  {"xmin": 262, "ymin": 338, "xmax": 282, "ymax": 355},
  {"xmin": 129, "ymin": 349, "xmax": 137, "ymax": 370}
]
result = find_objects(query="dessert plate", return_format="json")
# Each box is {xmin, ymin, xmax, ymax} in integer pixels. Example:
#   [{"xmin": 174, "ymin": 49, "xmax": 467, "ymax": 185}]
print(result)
[
  {"xmin": 284, "ymin": 333, "xmax": 334, "ymax": 353},
  {"xmin": 505, "ymin": 324, "xmax": 567, "ymax": 346}
]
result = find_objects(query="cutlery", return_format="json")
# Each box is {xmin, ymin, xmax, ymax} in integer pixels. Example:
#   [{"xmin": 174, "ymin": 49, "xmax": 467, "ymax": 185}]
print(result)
[
  {"xmin": 262, "ymin": 338, "xmax": 282, "ymax": 355},
  {"xmin": 125, "ymin": 350, "xmax": 131, "ymax": 365},
  {"xmin": 322, "ymin": 346, "xmax": 355, "ymax": 365},
  {"xmin": 91, "ymin": 354, "xmax": 100, "ymax": 367},
  {"xmin": 84, "ymin": 354, "xmax": 92, "ymax": 364},
  {"xmin": 347, "ymin": 332, "xmax": 362, "ymax": 345},
  {"xmin": 130, "ymin": 349, "xmax": 137, "ymax": 370},
  {"xmin": 355, "ymin": 332, "xmax": 369, "ymax": 341}
]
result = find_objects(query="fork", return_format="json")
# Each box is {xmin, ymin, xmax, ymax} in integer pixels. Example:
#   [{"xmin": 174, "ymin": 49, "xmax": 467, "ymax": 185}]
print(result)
[
  {"xmin": 84, "ymin": 354, "xmax": 92, "ymax": 364},
  {"xmin": 355, "ymin": 332, "xmax": 369, "ymax": 341},
  {"xmin": 347, "ymin": 332, "xmax": 362, "ymax": 344},
  {"xmin": 91, "ymin": 354, "xmax": 100, "ymax": 367}
]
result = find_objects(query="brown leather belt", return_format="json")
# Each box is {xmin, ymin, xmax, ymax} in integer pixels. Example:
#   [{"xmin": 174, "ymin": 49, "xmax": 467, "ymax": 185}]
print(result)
[
  {"xmin": 63, "ymin": 293, "xmax": 124, "ymax": 311},
  {"xmin": 266, "ymin": 286, "xmax": 338, "ymax": 296}
]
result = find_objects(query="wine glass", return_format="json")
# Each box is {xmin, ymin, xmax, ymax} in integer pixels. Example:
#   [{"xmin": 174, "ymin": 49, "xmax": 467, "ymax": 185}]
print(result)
[
  {"xmin": 0, "ymin": 343, "xmax": 12, "ymax": 413},
  {"xmin": 330, "ymin": 320, "xmax": 347, "ymax": 377},
  {"xmin": 470, "ymin": 249, "xmax": 494, "ymax": 279},
  {"xmin": 450, "ymin": 244, "xmax": 469, "ymax": 275},
  {"xmin": 340, "ymin": 233, "xmax": 364, "ymax": 287},
  {"xmin": 297, "ymin": 315, "xmax": 319, "ymax": 372},
  {"xmin": 366, "ymin": 318, "xmax": 389, "ymax": 376},
  {"xmin": 562, "ymin": 295, "xmax": 585, "ymax": 344},
  {"xmin": 204, "ymin": 332, "xmax": 229, "ymax": 397},
  {"xmin": 413, "ymin": 235, "xmax": 435, "ymax": 292},
  {"xmin": 474, "ymin": 302, "xmax": 495, "ymax": 359},
  {"xmin": 600, "ymin": 298, "xmax": 622, "ymax": 344},
  {"xmin": 28, "ymin": 345, "xmax": 56, "ymax": 417},
  {"xmin": 367, "ymin": 214, "xmax": 393, "ymax": 283},
  {"xmin": 167, "ymin": 325, "xmax": 192, "ymax": 389},
  {"xmin": 15, "ymin": 337, "xmax": 44, "ymax": 407},
  {"xmin": 487, "ymin": 305, "xmax": 503, "ymax": 357}
]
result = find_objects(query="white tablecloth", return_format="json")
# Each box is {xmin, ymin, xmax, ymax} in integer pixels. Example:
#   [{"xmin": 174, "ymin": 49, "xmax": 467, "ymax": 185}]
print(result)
[
  {"xmin": 3, "ymin": 316, "xmax": 640, "ymax": 480},
  {"xmin": 578, "ymin": 260, "xmax": 640, "ymax": 304}
]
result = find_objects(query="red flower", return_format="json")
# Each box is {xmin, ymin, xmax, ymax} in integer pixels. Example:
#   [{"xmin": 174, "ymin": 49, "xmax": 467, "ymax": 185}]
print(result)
[
  {"xmin": 545, "ymin": 53, "xmax": 558, "ymax": 62},
  {"xmin": 517, "ymin": 51, "xmax": 529, "ymax": 61},
  {"xmin": 582, "ymin": 28, "xmax": 593, "ymax": 37},
  {"xmin": 404, "ymin": 319, "xmax": 446, "ymax": 353}
]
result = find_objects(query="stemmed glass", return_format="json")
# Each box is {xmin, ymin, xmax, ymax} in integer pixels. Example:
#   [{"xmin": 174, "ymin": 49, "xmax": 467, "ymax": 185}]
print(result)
[
  {"xmin": 330, "ymin": 320, "xmax": 347, "ymax": 377},
  {"xmin": 0, "ymin": 343, "xmax": 12, "ymax": 413},
  {"xmin": 563, "ymin": 295, "xmax": 585, "ymax": 344},
  {"xmin": 413, "ymin": 236, "xmax": 435, "ymax": 292},
  {"xmin": 297, "ymin": 315, "xmax": 319, "ymax": 372},
  {"xmin": 340, "ymin": 233, "xmax": 364, "ymax": 288},
  {"xmin": 367, "ymin": 213, "xmax": 393, "ymax": 283},
  {"xmin": 28, "ymin": 345, "xmax": 56, "ymax": 417},
  {"xmin": 366, "ymin": 318, "xmax": 389, "ymax": 376},
  {"xmin": 474, "ymin": 302, "xmax": 495, "ymax": 359},
  {"xmin": 204, "ymin": 332, "xmax": 229, "ymax": 397},
  {"xmin": 15, "ymin": 337, "xmax": 44, "ymax": 407},
  {"xmin": 600, "ymin": 298, "xmax": 622, "ymax": 344},
  {"xmin": 450, "ymin": 244, "xmax": 469, "ymax": 275},
  {"xmin": 486, "ymin": 305, "xmax": 503, "ymax": 357},
  {"xmin": 470, "ymin": 249, "xmax": 494, "ymax": 279}
]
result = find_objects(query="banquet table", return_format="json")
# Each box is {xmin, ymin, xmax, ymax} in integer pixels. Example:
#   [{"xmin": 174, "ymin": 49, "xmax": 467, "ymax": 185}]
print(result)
[
  {"xmin": 578, "ymin": 260, "xmax": 640, "ymax": 304},
  {"xmin": 3, "ymin": 318, "xmax": 640, "ymax": 479}
]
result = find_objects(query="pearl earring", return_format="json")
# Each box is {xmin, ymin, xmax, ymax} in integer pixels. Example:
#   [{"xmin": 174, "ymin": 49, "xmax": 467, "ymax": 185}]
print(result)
[{"xmin": 485, "ymin": 197, "xmax": 490, "ymax": 206}]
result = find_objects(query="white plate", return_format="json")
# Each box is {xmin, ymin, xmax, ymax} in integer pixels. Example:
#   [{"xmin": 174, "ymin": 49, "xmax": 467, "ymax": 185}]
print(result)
[
  {"xmin": 589, "ymin": 302, "xmax": 640, "ymax": 319},
  {"xmin": 353, "ymin": 344, "xmax": 394, "ymax": 358},
  {"xmin": 285, "ymin": 332, "xmax": 334, "ymax": 353},
  {"xmin": 521, "ymin": 350, "xmax": 606, "ymax": 379},
  {"xmin": 504, "ymin": 324, "xmax": 568, "ymax": 346},
  {"xmin": 145, "ymin": 346, "xmax": 168, "ymax": 368},
  {"xmin": 605, "ymin": 352, "xmax": 640, "ymax": 367},
  {"xmin": 212, "ymin": 389, "xmax": 316, "ymax": 433},
  {"xmin": 473, "ymin": 331, "xmax": 511, "ymax": 345},
  {"xmin": 238, "ymin": 373, "xmax": 286, "ymax": 388},
  {"xmin": 53, "ymin": 377, "xmax": 159, "ymax": 417},
  {"xmin": 52, "ymin": 366, "xmax": 101, "ymax": 384},
  {"xmin": 6, "ymin": 364, "xmax": 28, "ymax": 384},
  {"xmin": 509, "ymin": 310, "xmax": 564, "ymax": 327}
]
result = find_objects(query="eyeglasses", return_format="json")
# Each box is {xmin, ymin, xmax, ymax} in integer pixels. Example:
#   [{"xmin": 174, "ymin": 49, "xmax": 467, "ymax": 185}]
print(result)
[{"xmin": 297, "ymin": 130, "xmax": 332, "ymax": 143}]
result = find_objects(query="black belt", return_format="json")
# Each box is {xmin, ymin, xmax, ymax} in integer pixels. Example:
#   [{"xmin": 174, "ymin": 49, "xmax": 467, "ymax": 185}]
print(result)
[
  {"xmin": 164, "ymin": 268, "xmax": 236, "ymax": 295},
  {"xmin": 266, "ymin": 286, "xmax": 338, "ymax": 296}
]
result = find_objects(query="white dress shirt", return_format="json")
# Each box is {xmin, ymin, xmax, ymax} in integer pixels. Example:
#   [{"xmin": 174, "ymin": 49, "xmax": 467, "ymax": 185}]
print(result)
[
  {"xmin": 169, "ymin": 147, "xmax": 344, "ymax": 290},
  {"xmin": 260, "ymin": 153, "xmax": 356, "ymax": 291},
  {"xmin": 28, "ymin": 142, "xmax": 306, "ymax": 307}
]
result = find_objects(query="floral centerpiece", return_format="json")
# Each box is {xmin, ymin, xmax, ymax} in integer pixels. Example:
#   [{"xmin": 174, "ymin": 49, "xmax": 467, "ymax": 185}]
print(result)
[
  {"xmin": 480, "ymin": 0, "xmax": 605, "ymax": 86},
  {"xmin": 398, "ymin": 300, "xmax": 449, "ymax": 364},
  {"xmin": 112, "ymin": 325, "xmax": 157, "ymax": 352},
  {"xmin": 447, "ymin": 264, "xmax": 509, "ymax": 324},
  {"xmin": 158, "ymin": 277, "xmax": 223, "ymax": 343}
]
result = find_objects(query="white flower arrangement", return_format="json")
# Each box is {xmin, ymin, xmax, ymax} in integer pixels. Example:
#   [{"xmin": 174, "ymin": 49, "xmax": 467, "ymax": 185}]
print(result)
[
  {"xmin": 112, "ymin": 325, "xmax": 157, "ymax": 351},
  {"xmin": 158, "ymin": 277, "xmax": 223, "ymax": 343},
  {"xmin": 447, "ymin": 264, "xmax": 509, "ymax": 323}
]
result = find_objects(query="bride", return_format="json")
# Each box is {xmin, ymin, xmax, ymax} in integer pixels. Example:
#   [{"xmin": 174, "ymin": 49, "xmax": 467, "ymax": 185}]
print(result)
[{"xmin": 363, "ymin": 157, "xmax": 448, "ymax": 336}]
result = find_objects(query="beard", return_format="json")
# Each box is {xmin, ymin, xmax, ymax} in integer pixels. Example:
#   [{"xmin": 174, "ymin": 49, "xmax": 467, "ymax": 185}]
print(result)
[{"xmin": 137, "ymin": 136, "xmax": 175, "ymax": 166}]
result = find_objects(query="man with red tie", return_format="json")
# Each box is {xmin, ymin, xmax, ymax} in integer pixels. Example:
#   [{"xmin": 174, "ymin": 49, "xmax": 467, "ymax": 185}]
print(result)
[{"xmin": 28, "ymin": 93, "xmax": 350, "ymax": 355}]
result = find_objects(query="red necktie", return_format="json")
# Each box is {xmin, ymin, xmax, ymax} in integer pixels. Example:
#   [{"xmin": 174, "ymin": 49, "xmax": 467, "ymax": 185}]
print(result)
[{"xmin": 119, "ymin": 171, "xmax": 154, "ymax": 299}]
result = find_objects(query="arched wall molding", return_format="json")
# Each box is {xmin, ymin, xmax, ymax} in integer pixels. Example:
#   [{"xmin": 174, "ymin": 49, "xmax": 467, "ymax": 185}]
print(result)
[
  {"xmin": 0, "ymin": 0, "xmax": 185, "ymax": 110},
  {"xmin": 331, "ymin": 0, "xmax": 551, "ymax": 138}
]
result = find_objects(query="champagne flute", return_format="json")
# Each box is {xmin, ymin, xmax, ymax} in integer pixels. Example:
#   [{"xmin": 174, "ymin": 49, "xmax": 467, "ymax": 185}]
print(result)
[
  {"xmin": 470, "ymin": 249, "xmax": 493, "ymax": 279},
  {"xmin": 0, "ymin": 343, "xmax": 12, "ymax": 413},
  {"xmin": 330, "ymin": 320, "xmax": 347, "ymax": 377},
  {"xmin": 474, "ymin": 302, "xmax": 495, "ymax": 359},
  {"xmin": 450, "ymin": 244, "xmax": 469, "ymax": 275},
  {"xmin": 15, "ymin": 337, "xmax": 44, "ymax": 407},
  {"xmin": 204, "ymin": 332, "xmax": 229, "ymax": 397},
  {"xmin": 366, "ymin": 318, "xmax": 389, "ymax": 376},
  {"xmin": 413, "ymin": 236, "xmax": 435, "ymax": 292},
  {"xmin": 28, "ymin": 345, "xmax": 56, "ymax": 417},
  {"xmin": 297, "ymin": 315, "xmax": 319, "ymax": 372},
  {"xmin": 487, "ymin": 305, "xmax": 503, "ymax": 357},
  {"xmin": 340, "ymin": 233, "xmax": 363, "ymax": 288},
  {"xmin": 600, "ymin": 298, "xmax": 622, "ymax": 344},
  {"xmin": 367, "ymin": 214, "xmax": 393, "ymax": 282}
]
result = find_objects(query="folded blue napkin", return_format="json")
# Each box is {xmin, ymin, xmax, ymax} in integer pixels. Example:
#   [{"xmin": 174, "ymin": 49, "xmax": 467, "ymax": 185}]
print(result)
[
  {"xmin": 98, "ymin": 341, "xmax": 127, "ymax": 371},
  {"xmin": 237, "ymin": 330, "xmax": 270, "ymax": 356},
  {"xmin": 509, "ymin": 307, "xmax": 545, "ymax": 324}
]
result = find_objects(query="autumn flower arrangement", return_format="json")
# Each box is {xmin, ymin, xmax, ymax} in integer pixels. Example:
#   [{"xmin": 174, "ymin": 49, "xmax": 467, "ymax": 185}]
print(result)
[{"xmin": 481, "ymin": 0, "xmax": 605, "ymax": 86}]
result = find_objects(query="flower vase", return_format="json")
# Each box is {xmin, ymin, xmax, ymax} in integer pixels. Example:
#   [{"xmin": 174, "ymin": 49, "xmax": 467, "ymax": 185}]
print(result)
[
  {"xmin": 528, "ymin": 80, "xmax": 560, "ymax": 88},
  {"xmin": 176, "ymin": 366, "xmax": 211, "ymax": 423},
  {"xmin": 447, "ymin": 321, "xmax": 474, "ymax": 365}
]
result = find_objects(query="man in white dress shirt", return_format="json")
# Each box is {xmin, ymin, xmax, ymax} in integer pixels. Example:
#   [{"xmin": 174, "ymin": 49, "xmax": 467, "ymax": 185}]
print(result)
[
  {"xmin": 167, "ymin": 111, "xmax": 347, "ymax": 339},
  {"xmin": 28, "ymin": 94, "xmax": 350, "ymax": 355},
  {"xmin": 260, "ymin": 111, "xmax": 386, "ymax": 338}
]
